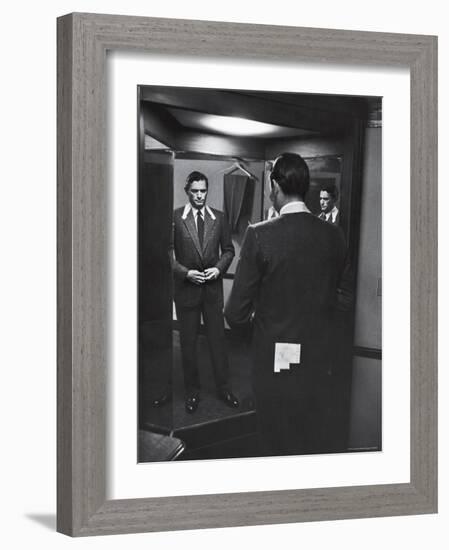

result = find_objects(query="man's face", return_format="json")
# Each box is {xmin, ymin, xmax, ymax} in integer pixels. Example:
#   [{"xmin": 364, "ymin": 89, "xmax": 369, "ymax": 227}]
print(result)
[
  {"xmin": 319, "ymin": 190, "xmax": 335, "ymax": 214},
  {"xmin": 187, "ymin": 179, "xmax": 208, "ymax": 209}
]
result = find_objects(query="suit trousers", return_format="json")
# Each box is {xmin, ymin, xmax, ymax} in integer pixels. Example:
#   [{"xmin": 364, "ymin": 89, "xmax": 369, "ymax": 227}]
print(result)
[{"xmin": 176, "ymin": 299, "xmax": 230, "ymax": 395}]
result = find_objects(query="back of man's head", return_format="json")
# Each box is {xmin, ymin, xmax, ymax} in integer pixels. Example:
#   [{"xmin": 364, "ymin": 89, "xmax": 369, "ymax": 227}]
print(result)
[{"xmin": 270, "ymin": 153, "xmax": 310, "ymax": 199}]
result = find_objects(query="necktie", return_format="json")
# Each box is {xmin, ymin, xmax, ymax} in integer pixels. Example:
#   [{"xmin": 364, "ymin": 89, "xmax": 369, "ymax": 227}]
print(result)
[
  {"xmin": 197, "ymin": 210, "xmax": 204, "ymax": 248},
  {"xmin": 319, "ymin": 212, "xmax": 326, "ymax": 221}
]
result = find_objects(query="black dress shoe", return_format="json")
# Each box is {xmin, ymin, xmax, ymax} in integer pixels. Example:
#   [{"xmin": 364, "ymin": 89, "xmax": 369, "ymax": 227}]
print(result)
[
  {"xmin": 185, "ymin": 394, "xmax": 200, "ymax": 414},
  {"xmin": 152, "ymin": 393, "xmax": 171, "ymax": 408},
  {"xmin": 218, "ymin": 390, "xmax": 239, "ymax": 408}
]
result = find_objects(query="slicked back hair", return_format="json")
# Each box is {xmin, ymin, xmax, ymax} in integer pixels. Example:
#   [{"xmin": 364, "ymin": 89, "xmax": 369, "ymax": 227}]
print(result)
[{"xmin": 270, "ymin": 153, "xmax": 310, "ymax": 199}]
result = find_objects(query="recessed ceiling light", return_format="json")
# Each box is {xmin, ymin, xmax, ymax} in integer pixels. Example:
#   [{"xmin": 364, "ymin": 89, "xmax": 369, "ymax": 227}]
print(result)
[{"xmin": 198, "ymin": 114, "xmax": 285, "ymax": 137}]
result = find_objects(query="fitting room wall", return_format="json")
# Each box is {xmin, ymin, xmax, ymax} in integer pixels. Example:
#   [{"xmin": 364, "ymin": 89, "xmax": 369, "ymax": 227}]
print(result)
[{"xmin": 349, "ymin": 125, "xmax": 382, "ymax": 448}]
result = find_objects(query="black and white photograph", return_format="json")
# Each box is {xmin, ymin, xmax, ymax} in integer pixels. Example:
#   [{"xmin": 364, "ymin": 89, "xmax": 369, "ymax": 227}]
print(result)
[{"xmin": 137, "ymin": 85, "xmax": 382, "ymax": 462}]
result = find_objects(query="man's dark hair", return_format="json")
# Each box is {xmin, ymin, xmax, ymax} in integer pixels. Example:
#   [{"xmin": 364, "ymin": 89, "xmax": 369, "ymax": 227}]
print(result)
[
  {"xmin": 270, "ymin": 153, "xmax": 310, "ymax": 199},
  {"xmin": 184, "ymin": 171, "xmax": 209, "ymax": 193},
  {"xmin": 320, "ymin": 183, "xmax": 339, "ymax": 201}
]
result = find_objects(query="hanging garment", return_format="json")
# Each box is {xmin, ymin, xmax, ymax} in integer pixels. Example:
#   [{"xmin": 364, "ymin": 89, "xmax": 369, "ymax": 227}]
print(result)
[{"xmin": 223, "ymin": 174, "xmax": 254, "ymax": 233}]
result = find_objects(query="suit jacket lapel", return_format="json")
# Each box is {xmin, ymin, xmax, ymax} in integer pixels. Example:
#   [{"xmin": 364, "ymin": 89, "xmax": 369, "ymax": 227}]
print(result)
[
  {"xmin": 183, "ymin": 210, "xmax": 203, "ymax": 258},
  {"xmin": 202, "ymin": 209, "xmax": 215, "ymax": 253}
]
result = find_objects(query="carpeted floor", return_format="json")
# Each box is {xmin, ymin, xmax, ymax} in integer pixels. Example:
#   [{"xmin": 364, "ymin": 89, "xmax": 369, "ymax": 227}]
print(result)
[{"xmin": 140, "ymin": 329, "xmax": 255, "ymax": 433}]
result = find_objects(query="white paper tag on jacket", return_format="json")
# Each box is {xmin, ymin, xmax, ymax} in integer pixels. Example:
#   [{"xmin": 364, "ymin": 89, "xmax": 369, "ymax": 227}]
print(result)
[{"xmin": 274, "ymin": 343, "xmax": 301, "ymax": 373}]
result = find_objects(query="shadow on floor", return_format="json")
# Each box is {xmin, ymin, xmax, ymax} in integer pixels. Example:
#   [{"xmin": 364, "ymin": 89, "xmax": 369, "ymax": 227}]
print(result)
[{"xmin": 25, "ymin": 514, "xmax": 56, "ymax": 531}]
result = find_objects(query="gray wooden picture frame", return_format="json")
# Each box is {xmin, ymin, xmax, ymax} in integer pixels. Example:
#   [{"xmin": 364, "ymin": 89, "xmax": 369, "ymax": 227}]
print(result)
[{"xmin": 57, "ymin": 12, "xmax": 437, "ymax": 537}]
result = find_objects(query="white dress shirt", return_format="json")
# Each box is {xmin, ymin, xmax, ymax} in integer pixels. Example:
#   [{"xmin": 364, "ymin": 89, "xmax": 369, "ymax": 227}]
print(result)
[
  {"xmin": 279, "ymin": 200, "xmax": 311, "ymax": 216},
  {"xmin": 267, "ymin": 206, "xmax": 279, "ymax": 220},
  {"xmin": 326, "ymin": 206, "xmax": 339, "ymax": 223},
  {"xmin": 181, "ymin": 203, "xmax": 216, "ymax": 228}
]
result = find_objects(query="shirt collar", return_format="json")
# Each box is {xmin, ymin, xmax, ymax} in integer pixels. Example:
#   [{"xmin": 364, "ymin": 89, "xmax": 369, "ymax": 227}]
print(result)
[
  {"xmin": 279, "ymin": 201, "xmax": 311, "ymax": 216},
  {"xmin": 327, "ymin": 206, "xmax": 338, "ymax": 221},
  {"xmin": 181, "ymin": 204, "xmax": 216, "ymax": 220}
]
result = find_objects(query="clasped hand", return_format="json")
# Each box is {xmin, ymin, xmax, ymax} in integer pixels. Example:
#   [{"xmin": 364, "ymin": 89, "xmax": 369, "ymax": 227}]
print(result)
[{"xmin": 187, "ymin": 268, "xmax": 219, "ymax": 285}]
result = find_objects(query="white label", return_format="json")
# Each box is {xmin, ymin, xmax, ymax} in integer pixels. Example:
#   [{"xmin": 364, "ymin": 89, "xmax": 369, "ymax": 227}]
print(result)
[{"xmin": 274, "ymin": 342, "xmax": 301, "ymax": 373}]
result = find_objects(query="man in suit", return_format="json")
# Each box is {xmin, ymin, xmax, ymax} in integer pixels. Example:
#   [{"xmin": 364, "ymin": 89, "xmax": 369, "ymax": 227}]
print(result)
[
  {"xmin": 318, "ymin": 183, "xmax": 340, "ymax": 225},
  {"xmin": 171, "ymin": 171, "xmax": 239, "ymax": 413},
  {"xmin": 225, "ymin": 153, "xmax": 347, "ymax": 455}
]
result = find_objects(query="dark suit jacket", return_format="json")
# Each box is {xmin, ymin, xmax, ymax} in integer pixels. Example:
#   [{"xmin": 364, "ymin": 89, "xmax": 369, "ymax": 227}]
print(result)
[
  {"xmin": 225, "ymin": 212, "xmax": 347, "ymax": 382},
  {"xmin": 319, "ymin": 209, "xmax": 340, "ymax": 226},
  {"xmin": 171, "ymin": 206, "xmax": 235, "ymax": 308}
]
